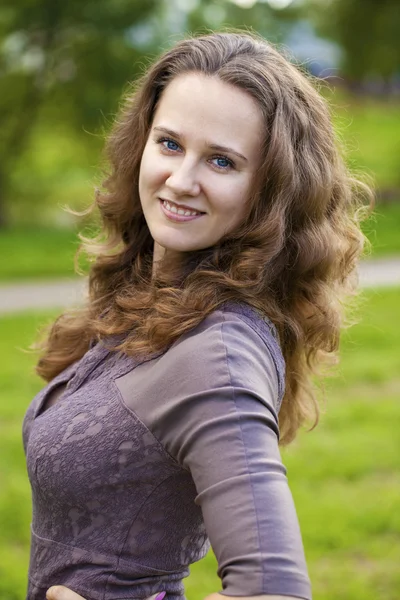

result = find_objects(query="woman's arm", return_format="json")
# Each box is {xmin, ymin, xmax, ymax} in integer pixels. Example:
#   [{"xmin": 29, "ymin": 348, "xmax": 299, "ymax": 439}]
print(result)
[
  {"xmin": 207, "ymin": 594, "xmax": 305, "ymax": 600},
  {"xmin": 46, "ymin": 586, "xmax": 305, "ymax": 600}
]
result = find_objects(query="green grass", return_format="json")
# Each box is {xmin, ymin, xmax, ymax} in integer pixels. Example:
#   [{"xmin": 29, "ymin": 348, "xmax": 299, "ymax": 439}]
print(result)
[
  {"xmin": 0, "ymin": 200, "xmax": 399, "ymax": 282},
  {"xmin": 0, "ymin": 227, "xmax": 90, "ymax": 281},
  {"xmin": 1, "ymin": 288, "xmax": 399, "ymax": 599},
  {"xmin": 362, "ymin": 202, "xmax": 400, "ymax": 258},
  {"xmin": 329, "ymin": 91, "xmax": 400, "ymax": 191}
]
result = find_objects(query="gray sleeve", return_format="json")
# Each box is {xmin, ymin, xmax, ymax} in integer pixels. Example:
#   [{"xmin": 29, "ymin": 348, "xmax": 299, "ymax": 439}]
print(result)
[{"xmin": 118, "ymin": 312, "xmax": 312, "ymax": 599}]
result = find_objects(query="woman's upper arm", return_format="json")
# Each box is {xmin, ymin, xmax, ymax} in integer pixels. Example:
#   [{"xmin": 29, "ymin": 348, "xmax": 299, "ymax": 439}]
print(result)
[{"xmin": 158, "ymin": 316, "xmax": 311, "ymax": 599}]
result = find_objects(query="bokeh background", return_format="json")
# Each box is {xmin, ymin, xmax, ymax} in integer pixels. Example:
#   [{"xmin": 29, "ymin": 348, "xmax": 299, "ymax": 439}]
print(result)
[{"xmin": 0, "ymin": 1, "xmax": 399, "ymax": 599}]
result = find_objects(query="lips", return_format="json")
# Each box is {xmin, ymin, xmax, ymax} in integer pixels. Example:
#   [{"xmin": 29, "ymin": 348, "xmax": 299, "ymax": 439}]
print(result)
[
  {"xmin": 159, "ymin": 198, "xmax": 205, "ymax": 214},
  {"xmin": 159, "ymin": 198, "xmax": 205, "ymax": 222}
]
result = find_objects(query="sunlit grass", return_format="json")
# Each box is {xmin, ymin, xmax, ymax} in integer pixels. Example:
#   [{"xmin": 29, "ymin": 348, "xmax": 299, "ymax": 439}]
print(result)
[
  {"xmin": 0, "ymin": 227, "xmax": 90, "ymax": 281},
  {"xmin": 332, "ymin": 96, "xmax": 400, "ymax": 190}
]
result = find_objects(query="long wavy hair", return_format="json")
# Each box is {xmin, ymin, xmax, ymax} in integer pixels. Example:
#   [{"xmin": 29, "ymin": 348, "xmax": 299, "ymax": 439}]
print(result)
[{"xmin": 36, "ymin": 31, "xmax": 373, "ymax": 445}]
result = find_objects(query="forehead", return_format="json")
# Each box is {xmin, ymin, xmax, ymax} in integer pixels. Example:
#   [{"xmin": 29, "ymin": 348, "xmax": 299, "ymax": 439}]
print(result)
[{"xmin": 152, "ymin": 73, "xmax": 264, "ymax": 151}]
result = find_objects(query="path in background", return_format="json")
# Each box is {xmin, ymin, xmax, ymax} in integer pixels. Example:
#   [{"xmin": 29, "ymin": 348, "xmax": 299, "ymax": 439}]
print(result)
[{"xmin": 0, "ymin": 257, "xmax": 399, "ymax": 315}]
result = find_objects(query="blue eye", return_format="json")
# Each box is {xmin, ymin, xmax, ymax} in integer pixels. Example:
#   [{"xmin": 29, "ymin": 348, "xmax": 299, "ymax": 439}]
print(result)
[
  {"xmin": 165, "ymin": 139, "xmax": 179, "ymax": 151},
  {"xmin": 157, "ymin": 137, "xmax": 180, "ymax": 152},
  {"xmin": 214, "ymin": 157, "xmax": 230, "ymax": 169},
  {"xmin": 211, "ymin": 156, "xmax": 234, "ymax": 171}
]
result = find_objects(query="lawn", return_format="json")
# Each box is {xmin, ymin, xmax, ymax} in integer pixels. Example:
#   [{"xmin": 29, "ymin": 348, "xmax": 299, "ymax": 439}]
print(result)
[
  {"xmin": 328, "ymin": 89, "xmax": 400, "ymax": 191},
  {"xmin": 0, "ymin": 200, "xmax": 399, "ymax": 282},
  {"xmin": 362, "ymin": 201, "xmax": 400, "ymax": 258},
  {"xmin": 0, "ymin": 227, "xmax": 89, "ymax": 281},
  {"xmin": 1, "ymin": 288, "xmax": 399, "ymax": 599}
]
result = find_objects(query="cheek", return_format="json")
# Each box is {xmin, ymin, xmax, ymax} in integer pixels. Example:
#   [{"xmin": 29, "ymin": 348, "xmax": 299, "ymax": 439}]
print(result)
[
  {"xmin": 217, "ymin": 178, "xmax": 251, "ymax": 214},
  {"xmin": 139, "ymin": 152, "xmax": 168, "ymax": 195}
]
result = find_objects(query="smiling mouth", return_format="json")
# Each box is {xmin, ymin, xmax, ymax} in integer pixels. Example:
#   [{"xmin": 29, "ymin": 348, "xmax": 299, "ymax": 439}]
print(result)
[
  {"xmin": 159, "ymin": 198, "xmax": 205, "ymax": 216},
  {"xmin": 159, "ymin": 198, "xmax": 205, "ymax": 222}
]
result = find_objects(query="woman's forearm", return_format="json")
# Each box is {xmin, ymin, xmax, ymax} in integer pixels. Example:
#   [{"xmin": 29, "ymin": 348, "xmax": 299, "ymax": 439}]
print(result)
[
  {"xmin": 205, "ymin": 593, "xmax": 305, "ymax": 600},
  {"xmin": 46, "ymin": 586, "xmax": 305, "ymax": 600}
]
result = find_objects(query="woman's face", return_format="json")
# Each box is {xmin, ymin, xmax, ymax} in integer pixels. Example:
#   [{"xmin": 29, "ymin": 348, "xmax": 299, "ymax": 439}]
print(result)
[{"xmin": 138, "ymin": 72, "xmax": 264, "ymax": 264}]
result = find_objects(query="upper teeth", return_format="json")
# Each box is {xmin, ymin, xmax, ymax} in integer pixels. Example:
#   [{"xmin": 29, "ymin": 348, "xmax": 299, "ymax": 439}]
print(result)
[{"xmin": 163, "ymin": 200, "xmax": 202, "ymax": 217}]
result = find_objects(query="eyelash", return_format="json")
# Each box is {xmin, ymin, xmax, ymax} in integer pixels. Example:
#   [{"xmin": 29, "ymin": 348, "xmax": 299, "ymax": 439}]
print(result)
[{"xmin": 155, "ymin": 136, "xmax": 236, "ymax": 171}]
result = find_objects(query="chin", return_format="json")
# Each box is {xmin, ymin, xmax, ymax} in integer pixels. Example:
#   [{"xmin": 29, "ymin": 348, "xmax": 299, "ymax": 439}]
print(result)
[{"xmin": 154, "ymin": 235, "xmax": 206, "ymax": 255}]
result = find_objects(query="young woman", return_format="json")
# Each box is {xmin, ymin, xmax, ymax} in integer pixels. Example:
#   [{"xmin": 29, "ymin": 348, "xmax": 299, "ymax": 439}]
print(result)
[{"xmin": 23, "ymin": 31, "xmax": 372, "ymax": 600}]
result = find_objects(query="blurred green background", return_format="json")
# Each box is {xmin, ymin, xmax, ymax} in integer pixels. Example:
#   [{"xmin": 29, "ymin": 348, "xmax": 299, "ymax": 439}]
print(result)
[{"xmin": 0, "ymin": 0, "xmax": 399, "ymax": 599}]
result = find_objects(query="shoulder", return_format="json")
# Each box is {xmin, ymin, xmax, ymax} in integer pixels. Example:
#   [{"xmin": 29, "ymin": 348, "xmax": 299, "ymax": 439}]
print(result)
[
  {"xmin": 117, "ymin": 303, "xmax": 285, "ymax": 417},
  {"xmin": 166, "ymin": 302, "xmax": 286, "ymax": 413}
]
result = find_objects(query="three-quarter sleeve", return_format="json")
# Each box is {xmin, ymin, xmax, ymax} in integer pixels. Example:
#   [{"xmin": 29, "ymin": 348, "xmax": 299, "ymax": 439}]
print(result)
[{"xmin": 118, "ymin": 310, "xmax": 312, "ymax": 599}]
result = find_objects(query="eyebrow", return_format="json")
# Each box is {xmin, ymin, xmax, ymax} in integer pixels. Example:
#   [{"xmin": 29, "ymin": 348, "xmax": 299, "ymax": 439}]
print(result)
[{"xmin": 152, "ymin": 126, "xmax": 248, "ymax": 163}]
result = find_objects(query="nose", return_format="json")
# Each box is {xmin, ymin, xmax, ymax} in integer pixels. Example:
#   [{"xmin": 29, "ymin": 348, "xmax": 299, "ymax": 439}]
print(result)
[{"xmin": 165, "ymin": 159, "xmax": 201, "ymax": 197}]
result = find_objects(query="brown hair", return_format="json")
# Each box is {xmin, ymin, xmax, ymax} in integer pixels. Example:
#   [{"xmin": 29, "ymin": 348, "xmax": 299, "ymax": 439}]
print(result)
[{"xmin": 36, "ymin": 31, "xmax": 373, "ymax": 445}]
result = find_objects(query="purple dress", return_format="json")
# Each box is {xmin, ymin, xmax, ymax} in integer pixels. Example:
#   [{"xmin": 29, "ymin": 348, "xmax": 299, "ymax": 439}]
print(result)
[{"xmin": 23, "ymin": 302, "xmax": 312, "ymax": 600}]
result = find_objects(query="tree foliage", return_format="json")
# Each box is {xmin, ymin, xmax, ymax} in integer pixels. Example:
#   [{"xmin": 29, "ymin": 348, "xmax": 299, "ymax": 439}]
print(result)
[
  {"xmin": 0, "ymin": 0, "xmax": 158, "ymax": 225},
  {"xmin": 306, "ymin": 0, "xmax": 400, "ymax": 83}
]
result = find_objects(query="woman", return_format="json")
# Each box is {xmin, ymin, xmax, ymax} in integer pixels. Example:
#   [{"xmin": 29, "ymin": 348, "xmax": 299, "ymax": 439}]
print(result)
[{"xmin": 24, "ymin": 31, "xmax": 372, "ymax": 600}]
